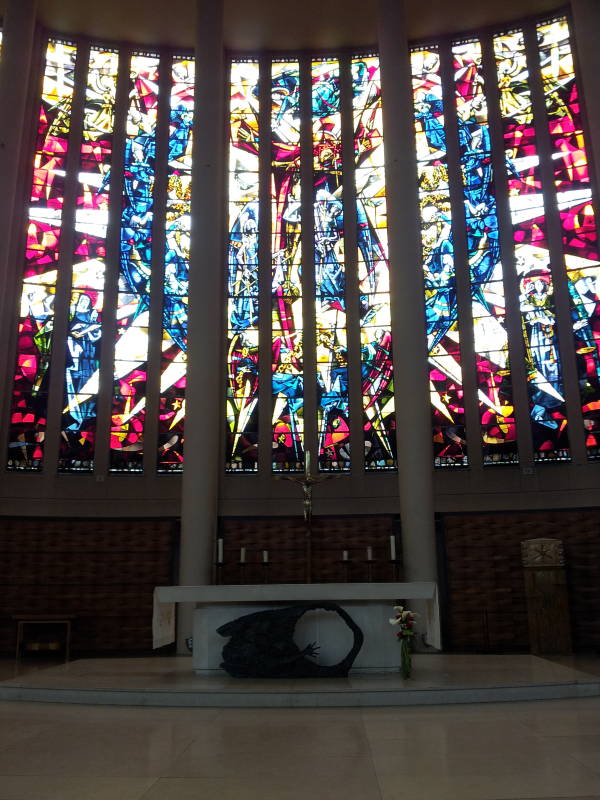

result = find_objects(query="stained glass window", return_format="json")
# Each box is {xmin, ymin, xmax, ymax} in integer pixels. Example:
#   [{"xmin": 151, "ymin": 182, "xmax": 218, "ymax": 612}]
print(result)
[
  {"xmin": 352, "ymin": 55, "xmax": 396, "ymax": 470},
  {"xmin": 109, "ymin": 53, "xmax": 159, "ymax": 472},
  {"xmin": 6, "ymin": 16, "xmax": 600, "ymax": 478},
  {"xmin": 226, "ymin": 60, "xmax": 260, "ymax": 472},
  {"xmin": 7, "ymin": 39, "xmax": 78, "ymax": 470},
  {"xmin": 537, "ymin": 18, "xmax": 600, "ymax": 459},
  {"xmin": 452, "ymin": 40, "xmax": 517, "ymax": 465},
  {"xmin": 158, "ymin": 56, "xmax": 195, "ymax": 472},
  {"xmin": 59, "ymin": 47, "xmax": 119, "ymax": 472},
  {"xmin": 493, "ymin": 28, "xmax": 569, "ymax": 461},
  {"xmin": 411, "ymin": 47, "xmax": 467, "ymax": 467},
  {"xmin": 271, "ymin": 60, "xmax": 304, "ymax": 472},
  {"xmin": 312, "ymin": 58, "xmax": 350, "ymax": 472}
]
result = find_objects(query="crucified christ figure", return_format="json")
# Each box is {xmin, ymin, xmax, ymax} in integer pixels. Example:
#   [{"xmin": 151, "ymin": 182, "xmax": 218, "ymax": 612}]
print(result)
[{"xmin": 278, "ymin": 450, "xmax": 337, "ymax": 529}]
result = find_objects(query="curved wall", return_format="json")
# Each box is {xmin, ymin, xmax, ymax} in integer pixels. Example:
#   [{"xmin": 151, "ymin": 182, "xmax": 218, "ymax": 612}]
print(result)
[{"xmin": 1, "ymin": 2, "xmax": 599, "ymax": 520}]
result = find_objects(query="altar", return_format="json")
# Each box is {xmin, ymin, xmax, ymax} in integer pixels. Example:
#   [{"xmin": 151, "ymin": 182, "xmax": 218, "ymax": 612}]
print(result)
[{"xmin": 154, "ymin": 582, "xmax": 440, "ymax": 674}]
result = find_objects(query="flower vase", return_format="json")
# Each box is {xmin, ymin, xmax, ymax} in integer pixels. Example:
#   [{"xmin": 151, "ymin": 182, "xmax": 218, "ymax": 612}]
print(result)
[{"xmin": 400, "ymin": 637, "xmax": 411, "ymax": 679}]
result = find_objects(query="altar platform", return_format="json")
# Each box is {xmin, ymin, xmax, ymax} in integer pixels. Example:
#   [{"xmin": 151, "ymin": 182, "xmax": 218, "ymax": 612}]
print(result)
[{"xmin": 1, "ymin": 654, "xmax": 599, "ymax": 708}]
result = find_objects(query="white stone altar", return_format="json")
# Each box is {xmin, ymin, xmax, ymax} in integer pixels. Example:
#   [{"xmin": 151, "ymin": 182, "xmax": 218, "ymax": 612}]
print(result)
[{"xmin": 154, "ymin": 583, "xmax": 440, "ymax": 674}]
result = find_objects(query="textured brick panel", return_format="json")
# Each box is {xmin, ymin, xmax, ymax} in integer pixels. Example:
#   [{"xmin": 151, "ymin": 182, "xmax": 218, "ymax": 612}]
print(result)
[
  {"xmin": 441, "ymin": 510, "xmax": 600, "ymax": 652},
  {"xmin": 0, "ymin": 518, "xmax": 178, "ymax": 654}
]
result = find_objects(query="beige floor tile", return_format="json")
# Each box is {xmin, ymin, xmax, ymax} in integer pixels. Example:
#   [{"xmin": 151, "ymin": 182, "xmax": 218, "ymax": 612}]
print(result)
[
  {"xmin": 0, "ymin": 776, "xmax": 156, "ymax": 800},
  {"xmin": 0, "ymin": 723, "xmax": 194, "ymax": 778},
  {"xmin": 373, "ymin": 748, "xmax": 600, "ymax": 800},
  {"xmin": 166, "ymin": 746, "xmax": 376, "ymax": 780},
  {"xmin": 539, "ymin": 735, "xmax": 600, "ymax": 776},
  {"xmin": 140, "ymin": 773, "xmax": 383, "ymax": 800},
  {"xmin": 176, "ymin": 719, "xmax": 367, "ymax": 757},
  {"xmin": 362, "ymin": 712, "xmax": 534, "ymax": 746}
]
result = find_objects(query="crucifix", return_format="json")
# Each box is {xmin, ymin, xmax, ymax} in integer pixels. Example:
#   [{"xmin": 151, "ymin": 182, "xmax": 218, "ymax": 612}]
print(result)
[{"xmin": 278, "ymin": 450, "xmax": 339, "ymax": 583}]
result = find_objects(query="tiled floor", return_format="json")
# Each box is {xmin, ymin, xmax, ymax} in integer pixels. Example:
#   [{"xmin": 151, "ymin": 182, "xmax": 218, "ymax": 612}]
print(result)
[
  {"xmin": 2, "ymin": 653, "xmax": 598, "ymax": 692},
  {"xmin": 0, "ymin": 696, "xmax": 600, "ymax": 799}
]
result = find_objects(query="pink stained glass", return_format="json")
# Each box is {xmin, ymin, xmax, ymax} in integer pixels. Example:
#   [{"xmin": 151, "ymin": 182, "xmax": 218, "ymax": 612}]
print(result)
[
  {"xmin": 7, "ymin": 40, "xmax": 77, "ymax": 471},
  {"xmin": 538, "ymin": 18, "xmax": 600, "ymax": 458},
  {"xmin": 494, "ymin": 28, "xmax": 570, "ymax": 461}
]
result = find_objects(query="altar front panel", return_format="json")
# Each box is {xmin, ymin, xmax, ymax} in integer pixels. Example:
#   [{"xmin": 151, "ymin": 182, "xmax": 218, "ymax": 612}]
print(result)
[{"xmin": 192, "ymin": 601, "xmax": 403, "ymax": 673}]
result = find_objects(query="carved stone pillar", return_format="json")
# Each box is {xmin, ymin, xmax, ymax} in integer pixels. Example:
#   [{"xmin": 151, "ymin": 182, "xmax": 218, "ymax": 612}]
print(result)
[{"xmin": 521, "ymin": 538, "xmax": 572, "ymax": 655}]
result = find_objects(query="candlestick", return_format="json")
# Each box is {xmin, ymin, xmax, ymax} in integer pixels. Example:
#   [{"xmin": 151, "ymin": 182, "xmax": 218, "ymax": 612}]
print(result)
[
  {"xmin": 367, "ymin": 546, "xmax": 373, "ymax": 561},
  {"xmin": 240, "ymin": 546, "xmax": 246, "ymax": 564},
  {"xmin": 217, "ymin": 538, "xmax": 224, "ymax": 564},
  {"xmin": 390, "ymin": 535, "xmax": 396, "ymax": 562},
  {"xmin": 342, "ymin": 550, "xmax": 348, "ymax": 561},
  {"xmin": 263, "ymin": 549, "xmax": 269, "ymax": 564}
]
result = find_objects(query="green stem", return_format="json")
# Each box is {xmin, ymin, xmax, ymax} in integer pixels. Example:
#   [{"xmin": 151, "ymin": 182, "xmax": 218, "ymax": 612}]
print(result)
[{"xmin": 400, "ymin": 637, "xmax": 411, "ymax": 679}]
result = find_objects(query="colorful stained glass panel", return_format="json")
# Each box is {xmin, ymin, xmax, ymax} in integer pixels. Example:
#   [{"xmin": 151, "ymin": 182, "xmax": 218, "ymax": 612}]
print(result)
[
  {"xmin": 312, "ymin": 59, "xmax": 350, "ymax": 471},
  {"xmin": 158, "ymin": 56, "xmax": 195, "ymax": 472},
  {"xmin": 353, "ymin": 55, "xmax": 396, "ymax": 470},
  {"xmin": 7, "ymin": 40, "xmax": 77, "ymax": 470},
  {"xmin": 538, "ymin": 18, "xmax": 600, "ymax": 458},
  {"xmin": 109, "ymin": 53, "xmax": 159, "ymax": 472},
  {"xmin": 226, "ymin": 61, "xmax": 260, "ymax": 471},
  {"xmin": 59, "ymin": 47, "xmax": 119, "ymax": 471},
  {"xmin": 452, "ymin": 39, "xmax": 517, "ymax": 464},
  {"xmin": 271, "ymin": 60, "xmax": 304, "ymax": 472},
  {"xmin": 494, "ymin": 29, "xmax": 570, "ymax": 461}
]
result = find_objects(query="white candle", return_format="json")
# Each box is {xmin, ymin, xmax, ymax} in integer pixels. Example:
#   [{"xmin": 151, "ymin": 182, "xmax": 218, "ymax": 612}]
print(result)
[
  {"xmin": 367, "ymin": 546, "xmax": 373, "ymax": 561},
  {"xmin": 305, "ymin": 449, "xmax": 311, "ymax": 475},
  {"xmin": 390, "ymin": 535, "xmax": 396, "ymax": 561},
  {"xmin": 342, "ymin": 550, "xmax": 349, "ymax": 561},
  {"xmin": 263, "ymin": 550, "xmax": 269, "ymax": 564},
  {"xmin": 240, "ymin": 547, "xmax": 246, "ymax": 564},
  {"xmin": 217, "ymin": 538, "xmax": 224, "ymax": 564}
]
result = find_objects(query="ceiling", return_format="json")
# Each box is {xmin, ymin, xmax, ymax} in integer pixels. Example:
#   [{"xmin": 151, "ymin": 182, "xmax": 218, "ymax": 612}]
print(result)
[{"xmin": 1, "ymin": 0, "xmax": 566, "ymax": 51}]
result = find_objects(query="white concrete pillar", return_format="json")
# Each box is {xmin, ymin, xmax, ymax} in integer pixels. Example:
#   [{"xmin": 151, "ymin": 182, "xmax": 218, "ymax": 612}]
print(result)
[
  {"xmin": 377, "ymin": 0, "xmax": 438, "ymax": 592},
  {"xmin": 0, "ymin": 0, "xmax": 38, "ymax": 434},
  {"xmin": 570, "ymin": 0, "xmax": 600, "ymax": 194},
  {"xmin": 178, "ymin": 0, "xmax": 225, "ymax": 650}
]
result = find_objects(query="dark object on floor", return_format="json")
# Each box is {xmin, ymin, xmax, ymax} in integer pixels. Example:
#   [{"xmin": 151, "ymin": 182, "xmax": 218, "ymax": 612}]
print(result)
[{"xmin": 217, "ymin": 603, "xmax": 364, "ymax": 678}]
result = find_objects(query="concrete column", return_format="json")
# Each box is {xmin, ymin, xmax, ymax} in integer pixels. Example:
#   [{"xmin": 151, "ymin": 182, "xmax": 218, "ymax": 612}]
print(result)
[
  {"xmin": 0, "ymin": 0, "xmax": 38, "ymax": 439},
  {"xmin": 377, "ymin": 0, "xmax": 438, "ymax": 592},
  {"xmin": 570, "ymin": 0, "xmax": 600, "ymax": 194},
  {"xmin": 178, "ymin": 0, "xmax": 225, "ymax": 649}
]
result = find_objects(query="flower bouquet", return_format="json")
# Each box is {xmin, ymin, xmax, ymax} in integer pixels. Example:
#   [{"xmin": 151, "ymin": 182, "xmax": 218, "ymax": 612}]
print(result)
[{"xmin": 389, "ymin": 605, "xmax": 417, "ymax": 679}]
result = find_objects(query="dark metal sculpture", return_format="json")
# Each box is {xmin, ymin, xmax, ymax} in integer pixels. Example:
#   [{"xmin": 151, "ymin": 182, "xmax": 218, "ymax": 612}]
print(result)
[{"xmin": 217, "ymin": 602, "xmax": 364, "ymax": 678}]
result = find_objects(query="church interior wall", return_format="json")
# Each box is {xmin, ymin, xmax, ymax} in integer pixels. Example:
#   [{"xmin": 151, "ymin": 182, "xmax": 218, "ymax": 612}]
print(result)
[{"xmin": 1, "ymin": 0, "xmax": 599, "ymax": 656}]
